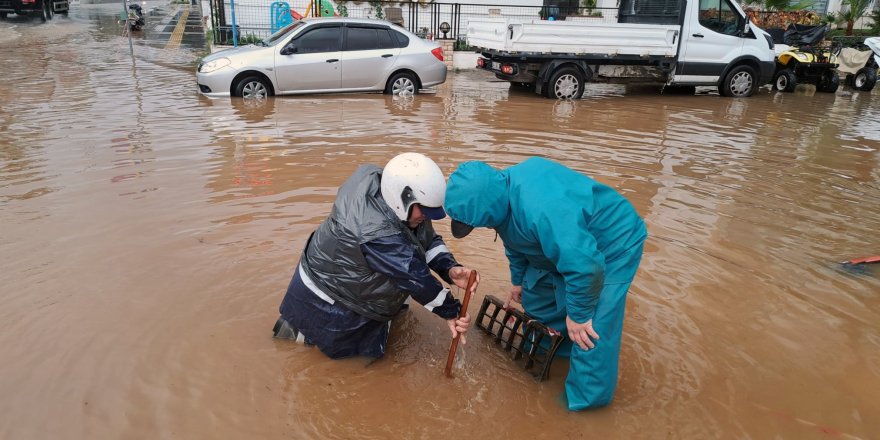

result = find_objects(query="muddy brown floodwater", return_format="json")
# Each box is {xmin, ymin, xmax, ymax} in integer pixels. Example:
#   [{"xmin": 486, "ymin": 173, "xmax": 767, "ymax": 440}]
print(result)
[{"xmin": 1, "ymin": 5, "xmax": 879, "ymax": 440}]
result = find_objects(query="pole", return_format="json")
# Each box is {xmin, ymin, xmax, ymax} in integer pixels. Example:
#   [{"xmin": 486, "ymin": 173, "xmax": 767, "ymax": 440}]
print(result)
[
  {"xmin": 230, "ymin": 0, "xmax": 238, "ymax": 47},
  {"xmin": 444, "ymin": 270, "xmax": 477, "ymax": 378},
  {"xmin": 122, "ymin": 0, "xmax": 133, "ymax": 57}
]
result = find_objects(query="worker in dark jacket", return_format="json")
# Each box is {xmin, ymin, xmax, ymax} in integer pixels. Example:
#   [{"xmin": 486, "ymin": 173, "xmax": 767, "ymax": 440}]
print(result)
[
  {"xmin": 273, "ymin": 153, "xmax": 478, "ymax": 359},
  {"xmin": 444, "ymin": 157, "xmax": 647, "ymax": 410}
]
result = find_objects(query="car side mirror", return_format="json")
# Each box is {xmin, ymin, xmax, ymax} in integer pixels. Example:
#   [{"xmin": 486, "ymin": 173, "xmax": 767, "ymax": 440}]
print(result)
[
  {"xmin": 742, "ymin": 20, "xmax": 751, "ymax": 36},
  {"xmin": 281, "ymin": 44, "xmax": 297, "ymax": 55}
]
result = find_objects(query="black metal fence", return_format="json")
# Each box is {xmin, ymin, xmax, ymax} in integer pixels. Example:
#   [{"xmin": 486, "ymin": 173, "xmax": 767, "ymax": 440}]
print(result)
[{"xmin": 207, "ymin": 0, "xmax": 621, "ymax": 46}]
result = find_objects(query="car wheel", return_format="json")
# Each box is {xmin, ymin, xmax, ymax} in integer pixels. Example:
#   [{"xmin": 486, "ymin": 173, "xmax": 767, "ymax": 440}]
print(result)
[
  {"xmin": 46, "ymin": 0, "xmax": 53, "ymax": 20},
  {"xmin": 817, "ymin": 70, "xmax": 839, "ymax": 93},
  {"xmin": 720, "ymin": 65, "xmax": 756, "ymax": 97},
  {"xmin": 546, "ymin": 66, "xmax": 585, "ymax": 99},
  {"xmin": 774, "ymin": 69, "xmax": 797, "ymax": 93},
  {"xmin": 234, "ymin": 76, "xmax": 271, "ymax": 99},
  {"xmin": 385, "ymin": 72, "xmax": 419, "ymax": 96},
  {"xmin": 854, "ymin": 67, "xmax": 877, "ymax": 91},
  {"xmin": 0, "ymin": 12, "xmax": 7, "ymax": 19}
]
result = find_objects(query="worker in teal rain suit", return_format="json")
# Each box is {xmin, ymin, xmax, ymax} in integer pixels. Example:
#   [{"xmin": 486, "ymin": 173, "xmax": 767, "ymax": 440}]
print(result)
[{"xmin": 444, "ymin": 157, "xmax": 647, "ymax": 410}]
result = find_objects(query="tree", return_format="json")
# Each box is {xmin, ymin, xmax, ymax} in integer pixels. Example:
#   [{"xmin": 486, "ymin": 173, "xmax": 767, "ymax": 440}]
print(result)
[{"xmin": 838, "ymin": 0, "xmax": 873, "ymax": 35}]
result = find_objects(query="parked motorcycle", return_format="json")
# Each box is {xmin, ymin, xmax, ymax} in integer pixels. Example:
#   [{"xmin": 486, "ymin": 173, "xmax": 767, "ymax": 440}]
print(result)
[{"xmin": 125, "ymin": 1, "xmax": 145, "ymax": 31}]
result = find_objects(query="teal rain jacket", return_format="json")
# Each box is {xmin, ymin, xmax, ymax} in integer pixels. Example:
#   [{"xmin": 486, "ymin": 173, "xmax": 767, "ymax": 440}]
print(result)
[{"xmin": 445, "ymin": 157, "xmax": 647, "ymax": 323}]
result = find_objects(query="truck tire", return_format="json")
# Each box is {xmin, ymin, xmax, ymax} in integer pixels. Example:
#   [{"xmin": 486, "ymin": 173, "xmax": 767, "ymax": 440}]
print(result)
[
  {"xmin": 719, "ymin": 65, "xmax": 756, "ymax": 97},
  {"xmin": 774, "ymin": 69, "xmax": 797, "ymax": 92},
  {"xmin": 0, "ymin": 12, "xmax": 7, "ymax": 19},
  {"xmin": 545, "ymin": 66, "xmax": 584, "ymax": 100},
  {"xmin": 854, "ymin": 67, "xmax": 877, "ymax": 91},
  {"xmin": 816, "ymin": 70, "xmax": 839, "ymax": 93}
]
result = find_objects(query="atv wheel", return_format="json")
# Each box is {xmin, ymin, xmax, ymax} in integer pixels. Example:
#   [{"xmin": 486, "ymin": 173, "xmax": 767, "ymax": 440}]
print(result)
[
  {"xmin": 719, "ymin": 65, "xmax": 756, "ymax": 97},
  {"xmin": 774, "ymin": 69, "xmax": 797, "ymax": 92},
  {"xmin": 817, "ymin": 70, "xmax": 839, "ymax": 93},
  {"xmin": 854, "ymin": 67, "xmax": 877, "ymax": 92}
]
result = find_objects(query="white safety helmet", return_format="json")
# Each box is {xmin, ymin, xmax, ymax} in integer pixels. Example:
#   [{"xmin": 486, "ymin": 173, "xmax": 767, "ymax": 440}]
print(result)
[{"xmin": 381, "ymin": 152, "xmax": 447, "ymax": 221}]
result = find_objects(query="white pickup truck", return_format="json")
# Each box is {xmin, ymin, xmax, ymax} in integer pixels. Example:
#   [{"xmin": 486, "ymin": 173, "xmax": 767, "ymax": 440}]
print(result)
[{"xmin": 467, "ymin": 0, "xmax": 776, "ymax": 99}]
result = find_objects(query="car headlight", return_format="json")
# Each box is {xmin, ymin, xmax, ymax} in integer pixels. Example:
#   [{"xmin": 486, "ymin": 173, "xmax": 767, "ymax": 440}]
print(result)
[{"xmin": 199, "ymin": 58, "xmax": 231, "ymax": 73}]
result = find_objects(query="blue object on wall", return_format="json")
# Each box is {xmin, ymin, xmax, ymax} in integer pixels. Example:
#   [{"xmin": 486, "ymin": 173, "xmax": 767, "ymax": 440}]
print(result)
[{"xmin": 271, "ymin": 1, "xmax": 292, "ymax": 34}]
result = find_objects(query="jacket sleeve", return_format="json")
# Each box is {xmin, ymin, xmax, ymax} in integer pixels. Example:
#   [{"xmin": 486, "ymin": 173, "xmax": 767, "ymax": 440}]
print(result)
[
  {"xmin": 361, "ymin": 234, "xmax": 461, "ymax": 320},
  {"xmin": 504, "ymin": 244, "xmax": 529, "ymax": 286},
  {"xmin": 424, "ymin": 232, "xmax": 460, "ymax": 284},
  {"xmin": 534, "ymin": 210, "xmax": 605, "ymax": 323}
]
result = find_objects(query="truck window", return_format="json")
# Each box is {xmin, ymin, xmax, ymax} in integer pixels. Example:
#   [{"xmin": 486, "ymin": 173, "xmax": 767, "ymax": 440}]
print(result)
[{"xmin": 698, "ymin": 0, "xmax": 742, "ymax": 36}]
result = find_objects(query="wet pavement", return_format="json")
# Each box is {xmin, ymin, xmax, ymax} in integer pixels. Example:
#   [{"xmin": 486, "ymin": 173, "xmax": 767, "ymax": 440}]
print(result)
[{"xmin": 1, "ymin": 5, "xmax": 880, "ymax": 440}]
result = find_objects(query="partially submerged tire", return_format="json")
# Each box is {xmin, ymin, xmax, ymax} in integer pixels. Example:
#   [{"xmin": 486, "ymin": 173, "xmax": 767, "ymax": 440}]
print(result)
[
  {"xmin": 853, "ymin": 67, "xmax": 877, "ymax": 92},
  {"xmin": 546, "ymin": 66, "xmax": 585, "ymax": 100},
  {"xmin": 39, "ymin": 0, "xmax": 49, "ymax": 22},
  {"xmin": 774, "ymin": 69, "xmax": 797, "ymax": 92},
  {"xmin": 385, "ymin": 72, "xmax": 419, "ymax": 96},
  {"xmin": 234, "ymin": 76, "xmax": 271, "ymax": 99},
  {"xmin": 817, "ymin": 70, "xmax": 839, "ymax": 93},
  {"xmin": 719, "ymin": 65, "xmax": 756, "ymax": 97}
]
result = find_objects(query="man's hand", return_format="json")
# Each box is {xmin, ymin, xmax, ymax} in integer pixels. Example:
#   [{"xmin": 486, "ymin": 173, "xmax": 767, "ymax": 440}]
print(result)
[
  {"xmin": 447, "ymin": 312, "xmax": 471, "ymax": 344},
  {"xmin": 503, "ymin": 285, "xmax": 523, "ymax": 309},
  {"xmin": 566, "ymin": 316, "xmax": 599, "ymax": 350},
  {"xmin": 449, "ymin": 266, "xmax": 480, "ymax": 293}
]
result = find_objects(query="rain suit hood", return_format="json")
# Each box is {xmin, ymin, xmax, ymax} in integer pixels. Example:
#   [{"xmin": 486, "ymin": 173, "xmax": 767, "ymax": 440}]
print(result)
[{"xmin": 444, "ymin": 161, "xmax": 510, "ymax": 230}]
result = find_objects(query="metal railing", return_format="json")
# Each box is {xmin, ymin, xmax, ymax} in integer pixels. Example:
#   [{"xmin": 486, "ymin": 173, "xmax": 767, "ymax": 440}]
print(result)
[{"xmin": 207, "ymin": 0, "xmax": 621, "ymax": 46}]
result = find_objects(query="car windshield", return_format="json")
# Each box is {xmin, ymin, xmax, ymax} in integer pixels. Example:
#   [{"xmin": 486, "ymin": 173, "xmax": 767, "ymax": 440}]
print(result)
[{"xmin": 261, "ymin": 22, "xmax": 305, "ymax": 47}]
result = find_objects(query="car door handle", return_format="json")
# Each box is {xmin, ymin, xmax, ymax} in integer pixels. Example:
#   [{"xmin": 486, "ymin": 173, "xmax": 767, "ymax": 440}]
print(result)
[
  {"xmin": 326, "ymin": 59, "xmax": 339, "ymax": 63},
  {"xmin": 692, "ymin": 33, "xmax": 704, "ymax": 38},
  {"xmin": 381, "ymin": 54, "xmax": 393, "ymax": 58}
]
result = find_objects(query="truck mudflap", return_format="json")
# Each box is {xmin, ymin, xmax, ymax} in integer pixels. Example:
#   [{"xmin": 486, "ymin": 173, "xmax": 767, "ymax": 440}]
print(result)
[{"xmin": 757, "ymin": 61, "xmax": 776, "ymax": 85}]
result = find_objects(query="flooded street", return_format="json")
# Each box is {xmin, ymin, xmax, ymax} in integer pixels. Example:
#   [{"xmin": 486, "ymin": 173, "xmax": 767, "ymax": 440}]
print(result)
[{"xmin": 2, "ymin": 5, "xmax": 879, "ymax": 439}]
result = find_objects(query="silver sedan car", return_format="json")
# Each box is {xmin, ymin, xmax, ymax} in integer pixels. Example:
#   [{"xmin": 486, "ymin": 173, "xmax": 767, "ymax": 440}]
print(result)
[{"xmin": 197, "ymin": 17, "xmax": 448, "ymax": 98}]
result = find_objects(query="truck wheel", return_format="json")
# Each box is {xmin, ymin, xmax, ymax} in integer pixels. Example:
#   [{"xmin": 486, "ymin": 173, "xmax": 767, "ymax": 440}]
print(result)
[
  {"xmin": 774, "ymin": 69, "xmax": 797, "ymax": 92},
  {"xmin": 546, "ymin": 66, "xmax": 584, "ymax": 100},
  {"xmin": 719, "ymin": 65, "xmax": 756, "ymax": 97},
  {"xmin": 46, "ymin": 0, "xmax": 54, "ymax": 20},
  {"xmin": 854, "ymin": 67, "xmax": 877, "ymax": 91},
  {"xmin": 817, "ymin": 70, "xmax": 839, "ymax": 93},
  {"xmin": 0, "ymin": 12, "xmax": 7, "ymax": 19},
  {"xmin": 234, "ymin": 76, "xmax": 271, "ymax": 99},
  {"xmin": 39, "ymin": 0, "xmax": 48, "ymax": 21}
]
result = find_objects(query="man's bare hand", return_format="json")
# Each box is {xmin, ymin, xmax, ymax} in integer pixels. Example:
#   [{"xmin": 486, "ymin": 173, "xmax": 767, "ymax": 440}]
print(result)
[
  {"xmin": 447, "ymin": 312, "xmax": 471, "ymax": 344},
  {"xmin": 504, "ymin": 285, "xmax": 523, "ymax": 309},
  {"xmin": 449, "ymin": 266, "xmax": 480, "ymax": 293},
  {"xmin": 566, "ymin": 316, "xmax": 599, "ymax": 350}
]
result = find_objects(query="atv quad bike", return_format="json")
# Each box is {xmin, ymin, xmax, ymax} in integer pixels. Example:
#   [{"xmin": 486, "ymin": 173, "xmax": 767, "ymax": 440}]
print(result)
[
  {"xmin": 842, "ymin": 37, "xmax": 878, "ymax": 92},
  {"xmin": 773, "ymin": 24, "xmax": 841, "ymax": 93}
]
